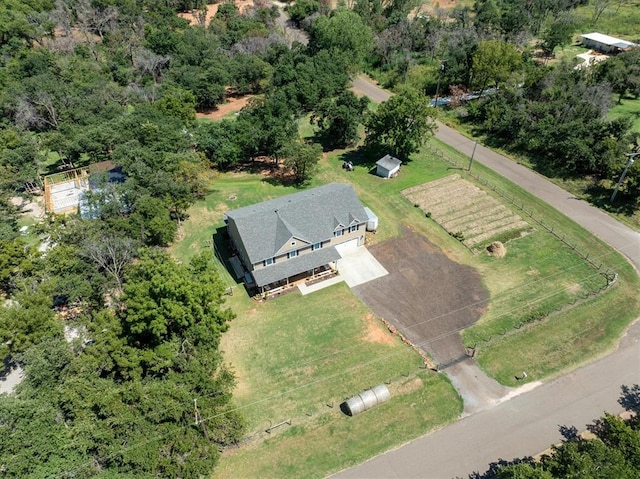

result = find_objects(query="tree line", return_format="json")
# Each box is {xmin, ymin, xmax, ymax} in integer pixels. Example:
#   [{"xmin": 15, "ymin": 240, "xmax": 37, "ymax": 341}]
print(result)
[
  {"xmin": 1, "ymin": 0, "xmax": 637, "ymax": 476},
  {"xmin": 0, "ymin": 0, "xmax": 435, "ymax": 476}
]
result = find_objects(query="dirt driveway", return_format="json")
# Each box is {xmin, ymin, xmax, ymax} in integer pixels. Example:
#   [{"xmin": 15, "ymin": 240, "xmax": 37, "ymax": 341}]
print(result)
[{"xmin": 352, "ymin": 227, "xmax": 488, "ymax": 365}]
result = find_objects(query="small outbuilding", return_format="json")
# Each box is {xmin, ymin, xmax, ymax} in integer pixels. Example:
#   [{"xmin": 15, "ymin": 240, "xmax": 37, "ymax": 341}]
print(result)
[
  {"xmin": 376, "ymin": 154, "xmax": 402, "ymax": 179},
  {"xmin": 580, "ymin": 32, "xmax": 637, "ymax": 54}
]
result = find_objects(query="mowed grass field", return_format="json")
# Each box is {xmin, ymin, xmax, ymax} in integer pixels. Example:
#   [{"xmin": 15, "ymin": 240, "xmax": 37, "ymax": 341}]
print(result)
[
  {"xmin": 212, "ymin": 284, "xmax": 461, "ymax": 478},
  {"xmin": 172, "ymin": 131, "xmax": 639, "ymax": 477}
]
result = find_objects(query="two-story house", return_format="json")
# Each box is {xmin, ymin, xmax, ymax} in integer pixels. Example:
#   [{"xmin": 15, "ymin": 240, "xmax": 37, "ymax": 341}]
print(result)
[{"xmin": 225, "ymin": 183, "xmax": 369, "ymax": 292}]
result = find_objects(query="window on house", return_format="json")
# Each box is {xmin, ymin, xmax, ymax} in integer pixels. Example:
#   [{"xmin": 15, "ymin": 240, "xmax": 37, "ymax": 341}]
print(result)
[
  {"xmin": 312, "ymin": 242, "xmax": 322, "ymax": 251},
  {"xmin": 264, "ymin": 257, "xmax": 275, "ymax": 266},
  {"xmin": 334, "ymin": 229, "xmax": 344, "ymax": 237},
  {"xmin": 349, "ymin": 225, "xmax": 359, "ymax": 233},
  {"xmin": 288, "ymin": 250, "xmax": 298, "ymax": 259}
]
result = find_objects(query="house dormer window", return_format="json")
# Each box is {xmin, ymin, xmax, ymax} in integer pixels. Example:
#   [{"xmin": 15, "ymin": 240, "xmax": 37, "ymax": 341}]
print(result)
[
  {"xmin": 264, "ymin": 257, "xmax": 275, "ymax": 266},
  {"xmin": 288, "ymin": 250, "xmax": 298, "ymax": 258},
  {"xmin": 349, "ymin": 225, "xmax": 359, "ymax": 233},
  {"xmin": 334, "ymin": 229, "xmax": 344, "ymax": 237}
]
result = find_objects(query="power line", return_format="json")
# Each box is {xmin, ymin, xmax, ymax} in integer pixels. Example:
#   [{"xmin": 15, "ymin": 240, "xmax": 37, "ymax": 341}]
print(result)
[{"xmin": 58, "ymin": 249, "xmax": 636, "ymax": 477}]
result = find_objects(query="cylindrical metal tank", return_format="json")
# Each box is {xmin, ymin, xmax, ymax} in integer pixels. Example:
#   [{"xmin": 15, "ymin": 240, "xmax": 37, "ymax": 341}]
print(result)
[{"xmin": 343, "ymin": 384, "xmax": 390, "ymax": 416}]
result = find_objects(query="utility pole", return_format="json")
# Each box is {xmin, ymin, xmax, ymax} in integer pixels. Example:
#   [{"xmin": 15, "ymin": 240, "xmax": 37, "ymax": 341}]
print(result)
[
  {"xmin": 467, "ymin": 141, "xmax": 478, "ymax": 171},
  {"xmin": 610, "ymin": 152, "xmax": 638, "ymax": 203},
  {"xmin": 434, "ymin": 60, "xmax": 445, "ymax": 109}
]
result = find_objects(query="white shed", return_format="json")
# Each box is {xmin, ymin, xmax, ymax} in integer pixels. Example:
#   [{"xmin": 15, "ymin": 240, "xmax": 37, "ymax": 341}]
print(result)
[{"xmin": 376, "ymin": 154, "xmax": 402, "ymax": 179}]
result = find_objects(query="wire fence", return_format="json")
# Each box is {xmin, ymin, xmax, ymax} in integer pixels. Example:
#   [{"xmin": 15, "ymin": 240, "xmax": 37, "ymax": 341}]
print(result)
[{"xmin": 426, "ymin": 143, "xmax": 618, "ymax": 356}]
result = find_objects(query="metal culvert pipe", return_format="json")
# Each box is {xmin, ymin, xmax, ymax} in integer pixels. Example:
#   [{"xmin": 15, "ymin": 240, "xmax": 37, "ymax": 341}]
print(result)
[{"xmin": 343, "ymin": 384, "xmax": 391, "ymax": 416}]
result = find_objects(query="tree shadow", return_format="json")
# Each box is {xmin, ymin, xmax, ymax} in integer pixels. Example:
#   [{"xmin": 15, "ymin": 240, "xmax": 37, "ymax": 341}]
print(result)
[
  {"xmin": 338, "ymin": 144, "xmax": 389, "ymax": 172},
  {"xmin": 618, "ymin": 384, "xmax": 640, "ymax": 414},
  {"xmin": 310, "ymin": 130, "xmax": 343, "ymax": 152},
  {"xmin": 467, "ymin": 456, "xmax": 536, "ymax": 478},
  {"xmin": 0, "ymin": 356, "xmax": 16, "ymax": 381},
  {"xmin": 558, "ymin": 424, "xmax": 580, "ymax": 441},
  {"xmin": 262, "ymin": 167, "xmax": 307, "ymax": 188},
  {"xmin": 584, "ymin": 182, "xmax": 638, "ymax": 216}
]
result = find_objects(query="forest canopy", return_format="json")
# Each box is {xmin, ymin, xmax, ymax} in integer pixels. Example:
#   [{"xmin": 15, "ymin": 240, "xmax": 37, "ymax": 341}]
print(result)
[{"xmin": 0, "ymin": 0, "xmax": 639, "ymax": 476}]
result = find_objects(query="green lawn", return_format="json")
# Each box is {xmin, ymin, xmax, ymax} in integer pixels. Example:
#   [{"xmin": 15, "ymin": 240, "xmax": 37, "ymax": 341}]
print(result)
[
  {"xmin": 213, "ymin": 284, "xmax": 461, "ymax": 478},
  {"xmin": 609, "ymin": 96, "xmax": 640, "ymax": 133},
  {"xmin": 171, "ymin": 165, "xmax": 463, "ymax": 478},
  {"xmin": 172, "ymin": 135, "xmax": 639, "ymax": 477},
  {"xmin": 574, "ymin": 0, "xmax": 640, "ymax": 38},
  {"xmin": 405, "ymin": 142, "xmax": 640, "ymax": 386}
]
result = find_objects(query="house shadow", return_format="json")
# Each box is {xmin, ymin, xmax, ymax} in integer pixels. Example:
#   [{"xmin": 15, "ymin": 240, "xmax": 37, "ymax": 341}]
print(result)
[{"xmin": 212, "ymin": 225, "xmax": 245, "ymax": 286}]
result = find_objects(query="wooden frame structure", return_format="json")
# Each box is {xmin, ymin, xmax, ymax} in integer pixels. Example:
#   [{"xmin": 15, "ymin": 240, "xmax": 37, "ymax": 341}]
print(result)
[{"xmin": 42, "ymin": 167, "xmax": 90, "ymax": 214}]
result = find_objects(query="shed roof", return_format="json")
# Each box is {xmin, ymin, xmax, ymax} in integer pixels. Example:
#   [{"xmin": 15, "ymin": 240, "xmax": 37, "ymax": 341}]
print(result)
[
  {"xmin": 251, "ymin": 246, "xmax": 340, "ymax": 287},
  {"xmin": 226, "ymin": 183, "xmax": 367, "ymax": 264},
  {"xmin": 376, "ymin": 154, "xmax": 402, "ymax": 171},
  {"xmin": 581, "ymin": 32, "xmax": 636, "ymax": 48}
]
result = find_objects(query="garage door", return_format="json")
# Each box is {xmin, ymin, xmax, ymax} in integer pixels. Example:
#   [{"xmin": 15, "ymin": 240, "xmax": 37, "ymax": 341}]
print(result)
[{"xmin": 335, "ymin": 237, "xmax": 360, "ymax": 253}]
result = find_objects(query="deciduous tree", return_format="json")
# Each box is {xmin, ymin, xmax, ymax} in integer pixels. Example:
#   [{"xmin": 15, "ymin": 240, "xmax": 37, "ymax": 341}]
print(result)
[
  {"xmin": 365, "ymin": 89, "xmax": 436, "ymax": 159},
  {"xmin": 312, "ymin": 90, "xmax": 369, "ymax": 148},
  {"xmin": 282, "ymin": 141, "xmax": 322, "ymax": 183}
]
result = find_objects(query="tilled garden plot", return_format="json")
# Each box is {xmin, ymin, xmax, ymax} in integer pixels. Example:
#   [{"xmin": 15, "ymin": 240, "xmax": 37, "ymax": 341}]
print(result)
[{"xmin": 403, "ymin": 174, "xmax": 532, "ymax": 251}]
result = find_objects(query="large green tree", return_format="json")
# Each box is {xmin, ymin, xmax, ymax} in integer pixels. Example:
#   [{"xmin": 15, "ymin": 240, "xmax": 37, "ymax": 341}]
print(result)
[
  {"xmin": 282, "ymin": 141, "xmax": 322, "ymax": 183},
  {"xmin": 312, "ymin": 90, "xmax": 369, "ymax": 148},
  {"xmin": 309, "ymin": 8, "xmax": 374, "ymax": 71},
  {"xmin": 365, "ymin": 89, "xmax": 436, "ymax": 160},
  {"xmin": 471, "ymin": 40, "xmax": 522, "ymax": 93},
  {"xmin": 0, "ymin": 252, "xmax": 243, "ymax": 477}
]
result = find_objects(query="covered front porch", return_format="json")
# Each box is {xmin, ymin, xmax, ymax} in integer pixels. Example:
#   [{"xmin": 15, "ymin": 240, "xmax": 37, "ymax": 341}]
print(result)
[{"xmin": 251, "ymin": 247, "xmax": 341, "ymax": 300}]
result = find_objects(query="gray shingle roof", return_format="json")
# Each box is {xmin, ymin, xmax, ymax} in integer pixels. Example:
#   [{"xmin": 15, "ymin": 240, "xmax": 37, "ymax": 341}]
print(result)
[
  {"xmin": 251, "ymin": 246, "xmax": 340, "ymax": 287},
  {"xmin": 226, "ymin": 183, "xmax": 367, "ymax": 264},
  {"xmin": 376, "ymin": 154, "xmax": 402, "ymax": 170}
]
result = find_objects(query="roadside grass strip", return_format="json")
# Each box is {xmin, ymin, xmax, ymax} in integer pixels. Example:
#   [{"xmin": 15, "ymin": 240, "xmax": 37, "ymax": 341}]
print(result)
[{"xmin": 403, "ymin": 174, "xmax": 533, "ymax": 251}]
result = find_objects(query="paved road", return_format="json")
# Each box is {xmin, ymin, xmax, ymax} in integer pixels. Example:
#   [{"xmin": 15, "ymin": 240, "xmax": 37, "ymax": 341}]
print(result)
[
  {"xmin": 352, "ymin": 75, "xmax": 640, "ymax": 273},
  {"xmin": 332, "ymin": 321, "xmax": 640, "ymax": 478},
  {"xmin": 339, "ymin": 76, "xmax": 640, "ymax": 477}
]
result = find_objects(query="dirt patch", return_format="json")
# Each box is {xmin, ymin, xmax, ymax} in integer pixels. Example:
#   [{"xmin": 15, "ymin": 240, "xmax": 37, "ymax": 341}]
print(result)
[
  {"xmin": 352, "ymin": 226, "xmax": 489, "ymax": 364},
  {"xmin": 197, "ymin": 95, "xmax": 254, "ymax": 121},
  {"xmin": 361, "ymin": 313, "xmax": 395, "ymax": 345},
  {"xmin": 178, "ymin": 1, "xmax": 255, "ymax": 27},
  {"xmin": 413, "ymin": 0, "xmax": 464, "ymax": 17},
  {"xmin": 566, "ymin": 283, "xmax": 583, "ymax": 295},
  {"xmin": 11, "ymin": 196, "xmax": 45, "ymax": 219}
]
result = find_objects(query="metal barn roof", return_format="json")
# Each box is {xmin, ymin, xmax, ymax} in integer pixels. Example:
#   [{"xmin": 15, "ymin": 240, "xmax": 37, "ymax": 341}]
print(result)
[{"xmin": 581, "ymin": 33, "xmax": 636, "ymax": 48}]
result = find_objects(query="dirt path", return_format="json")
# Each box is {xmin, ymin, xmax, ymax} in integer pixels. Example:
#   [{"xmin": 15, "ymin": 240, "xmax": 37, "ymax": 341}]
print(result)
[
  {"xmin": 177, "ymin": 1, "xmax": 254, "ymax": 27},
  {"xmin": 196, "ymin": 95, "xmax": 253, "ymax": 120}
]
